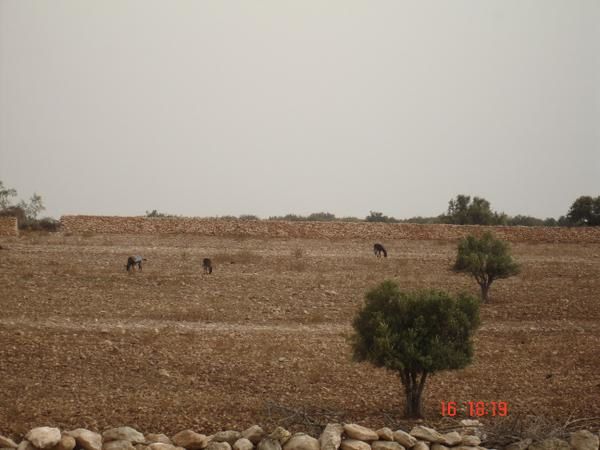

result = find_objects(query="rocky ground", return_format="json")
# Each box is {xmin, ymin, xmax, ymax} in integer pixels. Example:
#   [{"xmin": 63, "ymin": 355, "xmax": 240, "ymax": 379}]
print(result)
[{"xmin": 0, "ymin": 233, "xmax": 599, "ymax": 437}]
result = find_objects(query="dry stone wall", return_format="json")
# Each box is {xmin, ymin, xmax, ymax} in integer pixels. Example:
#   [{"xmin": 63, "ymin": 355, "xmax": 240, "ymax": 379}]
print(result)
[
  {"xmin": 2, "ymin": 423, "xmax": 598, "ymax": 450},
  {"xmin": 60, "ymin": 216, "xmax": 600, "ymax": 244},
  {"xmin": 0, "ymin": 216, "xmax": 18, "ymax": 236}
]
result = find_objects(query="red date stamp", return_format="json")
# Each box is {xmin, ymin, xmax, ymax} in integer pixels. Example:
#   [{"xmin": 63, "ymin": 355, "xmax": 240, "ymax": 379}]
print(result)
[{"xmin": 441, "ymin": 401, "xmax": 509, "ymax": 417}]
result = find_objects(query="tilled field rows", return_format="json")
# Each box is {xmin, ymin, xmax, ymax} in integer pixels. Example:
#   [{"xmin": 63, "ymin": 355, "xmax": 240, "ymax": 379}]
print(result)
[{"xmin": 1, "ymin": 233, "xmax": 599, "ymax": 435}]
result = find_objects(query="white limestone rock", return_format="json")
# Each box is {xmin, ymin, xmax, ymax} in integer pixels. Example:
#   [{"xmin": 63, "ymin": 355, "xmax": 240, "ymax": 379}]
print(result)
[
  {"xmin": 343, "ymin": 425, "xmax": 378, "ymax": 442},
  {"xmin": 26, "ymin": 428, "xmax": 61, "ymax": 449}
]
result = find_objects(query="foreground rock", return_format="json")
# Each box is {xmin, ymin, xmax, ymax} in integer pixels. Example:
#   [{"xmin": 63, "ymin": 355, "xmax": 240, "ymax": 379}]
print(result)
[
  {"xmin": 146, "ymin": 436, "xmax": 172, "ymax": 445},
  {"xmin": 232, "ymin": 439, "xmax": 253, "ymax": 450},
  {"xmin": 282, "ymin": 434, "xmax": 319, "ymax": 450},
  {"xmin": 0, "ymin": 435, "xmax": 18, "ymax": 449},
  {"xmin": 441, "ymin": 433, "xmax": 461, "ymax": 446},
  {"xmin": 26, "ymin": 428, "xmax": 61, "ymax": 449},
  {"xmin": 319, "ymin": 424, "xmax": 343, "ymax": 450},
  {"xmin": 103, "ymin": 441, "xmax": 135, "ymax": 450},
  {"xmin": 171, "ymin": 431, "xmax": 208, "ymax": 450},
  {"xmin": 104, "ymin": 429, "xmax": 146, "ymax": 445},
  {"xmin": 376, "ymin": 429, "xmax": 394, "ymax": 442},
  {"xmin": 65, "ymin": 430, "xmax": 102, "ymax": 450},
  {"xmin": 410, "ymin": 427, "xmax": 444, "ymax": 444},
  {"xmin": 257, "ymin": 438, "xmax": 282, "ymax": 450},
  {"xmin": 393, "ymin": 431, "xmax": 417, "ymax": 448},
  {"xmin": 268, "ymin": 429, "xmax": 291, "ymax": 446},
  {"xmin": 570, "ymin": 430, "xmax": 599, "ymax": 450},
  {"xmin": 212, "ymin": 433, "xmax": 241, "ymax": 446},
  {"xmin": 206, "ymin": 442, "xmax": 231, "ymax": 450},
  {"xmin": 241, "ymin": 427, "xmax": 264, "ymax": 445},
  {"xmin": 343, "ymin": 425, "xmax": 378, "ymax": 442},
  {"xmin": 412, "ymin": 442, "xmax": 429, "ymax": 450},
  {"xmin": 17, "ymin": 440, "xmax": 35, "ymax": 450},
  {"xmin": 371, "ymin": 441, "xmax": 405, "ymax": 450},
  {"xmin": 149, "ymin": 444, "xmax": 183, "ymax": 450},
  {"xmin": 431, "ymin": 445, "xmax": 449, "ymax": 450},
  {"xmin": 459, "ymin": 436, "xmax": 480, "ymax": 447},
  {"xmin": 51, "ymin": 435, "xmax": 76, "ymax": 450},
  {"xmin": 340, "ymin": 440, "xmax": 371, "ymax": 450}
]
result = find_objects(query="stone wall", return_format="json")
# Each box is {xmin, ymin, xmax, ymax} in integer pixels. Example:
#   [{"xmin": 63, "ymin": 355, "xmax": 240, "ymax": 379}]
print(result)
[
  {"xmin": 59, "ymin": 215, "xmax": 600, "ymax": 244},
  {"xmin": 2, "ymin": 422, "xmax": 598, "ymax": 450},
  {"xmin": 0, "ymin": 216, "xmax": 18, "ymax": 236}
]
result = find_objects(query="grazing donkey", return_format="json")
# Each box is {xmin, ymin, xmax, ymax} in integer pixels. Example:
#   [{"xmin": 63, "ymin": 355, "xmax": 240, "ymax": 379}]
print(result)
[
  {"xmin": 126, "ymin": 255, "xmax": 146, "ymax": 271},
  {"xmin": 373, "ymin": 243, "xmax": 387, "ymax": 258},
  {"xmin": 202, "ymin": 258, "xmax": 213, "ymax": 274}
]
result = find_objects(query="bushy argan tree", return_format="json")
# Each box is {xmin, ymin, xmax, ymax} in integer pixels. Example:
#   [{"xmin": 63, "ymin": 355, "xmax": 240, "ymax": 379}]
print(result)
[
  {"xmin": 352, "ymin": 281, "xmax": 480, "ymax": 418},
  {"xmin": 566, "ymin": 196, "xmax": 600, "ymax": 226},
  {"xmin": 442, "ymin": 194, "xmax": 507, "ymax": 225},
  {"xmin": 453, "ymin": 232, "xmax": 520, "ymax": 302}
]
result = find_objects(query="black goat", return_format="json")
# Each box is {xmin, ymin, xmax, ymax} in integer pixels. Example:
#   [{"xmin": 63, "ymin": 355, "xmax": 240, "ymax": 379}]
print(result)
[
  {"xmin": 203, "ymin": 258, "xmax": 213, "ymax": 274},
  {"xmin": 373, "ymin": 243, "xmax": 387, "ymax": 258}
]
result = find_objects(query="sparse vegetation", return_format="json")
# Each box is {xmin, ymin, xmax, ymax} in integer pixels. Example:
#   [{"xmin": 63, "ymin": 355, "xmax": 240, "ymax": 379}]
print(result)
[
  {"xmin": 453, "ymin": 232, "xmax": 520, "ymax": 302},
  {"xmin": 146, "ymin": 210, "xmax": 177, "ymax": 218},
  {"xmin": 365, "ymin": 211, "xmax": 398, "ymax": 223},
  {"xmin": 352, "ymin": 281, "xmax": 480, "ymax": 418},
  {"xmin": 269, "ymin": 212, "xmax": 336, "ymax": 221},
  {"xmin": 0, "ymin": 180, "xmax": 53, "ymax": 230}
]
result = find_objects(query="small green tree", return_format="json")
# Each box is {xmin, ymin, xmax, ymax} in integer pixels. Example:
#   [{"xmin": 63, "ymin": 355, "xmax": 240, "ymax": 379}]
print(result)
[
  {"xmin": 352, "ymin": 281, "xmax": 479, "ymax": 418},
  {"xmin": 453, "ymin": 232, "xmax": 520, "ymax": 302}
]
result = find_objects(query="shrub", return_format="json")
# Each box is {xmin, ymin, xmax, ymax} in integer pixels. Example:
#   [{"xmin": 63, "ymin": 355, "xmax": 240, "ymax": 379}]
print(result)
[
  {"xmin": 507, "ymin": 215, "xmax": 546, "ymax": 227},
  {"xmin": 453, "ymin": 232, "xmax": 520, "ymax": 302},
  {"xmin": 352, "ymin": 281, "xmax": 479, "ymax": 418},
  {"xmin": 146, "ymin": 210, "xmax": 176, "ymax": 218},
  {"xmin": 36, "ymin": 217, "xmax": 60, "ymax": 232},
  {"xmin": 366, "ymin": 211, "xmax": 398, "ymax": 223},
  {"xmin": 306, "ymin": 212, "xmax": 336, "ymax": 221}
]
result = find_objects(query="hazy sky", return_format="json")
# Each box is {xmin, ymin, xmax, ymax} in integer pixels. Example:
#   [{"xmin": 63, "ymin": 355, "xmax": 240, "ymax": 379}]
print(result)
[{"xmin": 1, "ymin": 1, "xmax": 598, "ymax": 220}]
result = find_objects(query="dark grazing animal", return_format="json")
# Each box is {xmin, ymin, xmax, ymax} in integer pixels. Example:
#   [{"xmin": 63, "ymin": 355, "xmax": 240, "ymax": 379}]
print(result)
[
  {"xmin": 373, "ymin": 243, "xmax": 387, "ymax": 258},
  {"xmin": 202, "ymin": 258, "xmax": 213, "ymax": 274},
  {"xmin": 125, "ymin": 255, "xmax": 146, "ymax": 271}
]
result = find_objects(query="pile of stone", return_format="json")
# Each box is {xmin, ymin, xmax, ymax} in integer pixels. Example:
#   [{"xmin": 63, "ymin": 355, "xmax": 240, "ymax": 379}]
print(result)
[
  {"xmin": 59, "ymin": 215, "xmax": 600, "ymax": 244},
  {"xmin": 0, "ymin": 216, "xmax": 18, "ymax": 236},
  {"xmin": 1, "ymin": 422, "xmax": 598, "ymax": 450}
]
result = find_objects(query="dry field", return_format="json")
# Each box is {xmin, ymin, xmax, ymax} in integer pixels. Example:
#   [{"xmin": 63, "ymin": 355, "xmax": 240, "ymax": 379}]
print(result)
[{"xmin": 1, "ymin": 232, "xmax": 599, "ymax": 437}]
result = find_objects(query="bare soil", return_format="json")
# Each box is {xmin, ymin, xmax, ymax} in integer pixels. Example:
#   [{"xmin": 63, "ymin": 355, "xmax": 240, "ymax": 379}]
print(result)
[{"xmin": 1, "ymin": 233, "xmax": 599, "ymax": 437}]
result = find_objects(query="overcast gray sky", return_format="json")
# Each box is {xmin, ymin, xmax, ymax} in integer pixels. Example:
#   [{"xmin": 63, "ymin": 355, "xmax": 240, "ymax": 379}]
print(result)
[{"xmin": 1, "ymin": 1, "xmax": 598, "ymax": 220}]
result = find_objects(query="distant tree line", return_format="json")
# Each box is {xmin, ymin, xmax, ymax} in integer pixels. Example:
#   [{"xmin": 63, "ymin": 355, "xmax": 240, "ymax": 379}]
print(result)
[
  {"xmin": 147, "ymin": 194, "xmax": 600, "ymax": 227},
  {"xmin": 3, "ymin": 179, "xmax": 598, "ymax": 229},
  {"xmin": 366, "ymin": 194, "xmax": 599, "ymax": 227}
]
